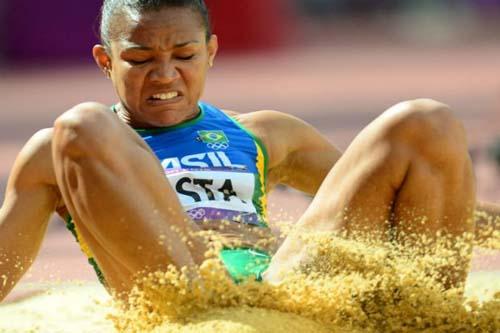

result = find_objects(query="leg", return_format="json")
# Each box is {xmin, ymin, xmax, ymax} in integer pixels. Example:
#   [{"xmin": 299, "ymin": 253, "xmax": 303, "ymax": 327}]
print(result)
[
  {"xmin": 266, "ymin": 99, "xmax": 476, "ymax": 285},
  {"xmin": 52, "ymin": 103, "xmax": 204, "ymax": 293}
]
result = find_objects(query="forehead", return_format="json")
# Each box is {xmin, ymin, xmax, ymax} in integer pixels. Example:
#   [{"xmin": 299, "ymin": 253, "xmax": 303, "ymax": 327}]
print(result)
[{"xmin": 116, "ymin": 7, "xmax": 205, "ymax": 46}]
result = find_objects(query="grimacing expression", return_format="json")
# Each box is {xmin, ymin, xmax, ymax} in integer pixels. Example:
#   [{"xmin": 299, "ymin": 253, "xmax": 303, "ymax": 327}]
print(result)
[{"xmin": 96, "ymin": 7, "xmax": 217, "ymax": 128}]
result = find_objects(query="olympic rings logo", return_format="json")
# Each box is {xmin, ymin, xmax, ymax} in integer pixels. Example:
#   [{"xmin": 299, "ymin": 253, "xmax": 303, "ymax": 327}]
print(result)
[
  {"xmin": 198, "ymin": 130, "xmax": 229, "ymax": 150},
  {"xmin": 188, "ymin": 208, "xmax": 206, "ymax": 220},
  {"xmin": 207, "ymin": 142, "xmax": 229, "ymax": 150}
]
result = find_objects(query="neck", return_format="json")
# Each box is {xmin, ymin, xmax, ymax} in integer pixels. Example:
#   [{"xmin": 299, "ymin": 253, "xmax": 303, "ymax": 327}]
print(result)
[{"xmin": 114, "ymin": 103, "xmax": 201, "ymax": 129}]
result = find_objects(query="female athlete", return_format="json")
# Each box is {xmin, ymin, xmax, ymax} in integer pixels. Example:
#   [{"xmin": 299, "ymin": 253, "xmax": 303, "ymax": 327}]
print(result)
[{"xmin": 1, "ymin": 0, "xmax": 498, "ymax": 300}]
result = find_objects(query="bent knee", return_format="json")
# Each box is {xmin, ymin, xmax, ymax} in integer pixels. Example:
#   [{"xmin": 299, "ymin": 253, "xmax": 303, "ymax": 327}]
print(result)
[
  {"xmin": 54, "ymin": 102, "xmax": 113, "ymax": 133},
  {"xmin": 53, "ymin": 102, "xmax": 116, "ymax": 158},
  {"xmin": 382, "ymin": 99, "xmax": 468, "ymax": 160},
  {"xmin": 384, "ymin": 98, "xmax": 460, "ymax": 137}
]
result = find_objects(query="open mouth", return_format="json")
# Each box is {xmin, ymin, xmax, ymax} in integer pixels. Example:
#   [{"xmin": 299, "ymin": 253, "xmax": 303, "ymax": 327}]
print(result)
[{"xmin": 148, "ymin": 91, "xmax": 180, "ymax": 102}]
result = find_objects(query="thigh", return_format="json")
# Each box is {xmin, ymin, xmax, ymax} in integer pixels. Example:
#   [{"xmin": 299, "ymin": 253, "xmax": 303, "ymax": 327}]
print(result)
[
  {"xmin": 265, "ymin": 99, "xmax": 475, "ymax": 283},
  {"xmin": 52, "ymin": 103, "xmax": 204, "ymax": 291},
  {"xmin": 264, "ymin": 110, "xmax": 402, "ymax": 281}
]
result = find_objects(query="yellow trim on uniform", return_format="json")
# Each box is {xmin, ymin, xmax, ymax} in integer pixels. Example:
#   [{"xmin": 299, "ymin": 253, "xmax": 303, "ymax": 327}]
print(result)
[
  {"xmin": 255, "ymin": 142, "xmax": 268, "ymax": 221},
  {"xmin": 74, "ymin": 223, "xmax": 95, "ymax": 259}
]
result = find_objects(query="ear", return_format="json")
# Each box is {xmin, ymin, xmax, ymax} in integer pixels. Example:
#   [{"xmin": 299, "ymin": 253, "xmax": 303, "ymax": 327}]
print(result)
[
  {"xmin": 92, "ymin": 44, "xmax": 112, "ymax": 76},
  {"xmin": 207, "ymin": 34, "xmax": 218, "ymax": 67}
]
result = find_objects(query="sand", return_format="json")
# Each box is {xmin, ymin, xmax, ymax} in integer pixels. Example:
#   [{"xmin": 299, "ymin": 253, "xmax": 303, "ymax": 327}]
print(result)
[
  {"xmin": 1, "ymin": 231, "xmax": 499, "ymax": 333},
  {"xmin": 0, "ymin": 271, "xmax": 497, "ymax": 333}
]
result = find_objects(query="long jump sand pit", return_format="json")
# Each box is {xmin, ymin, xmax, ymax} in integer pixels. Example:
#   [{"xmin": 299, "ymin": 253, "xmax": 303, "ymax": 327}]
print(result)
[
  {"xmin": 0, "ymin": 281, "xmax": 335, "ymax": 333},
  {"xmin": 0, "ymin": 271, "xmax": 498, "ymax": 333},
  {"xmin": 1, "ymin": 233, "xmax": 499, "ymax": 333}
]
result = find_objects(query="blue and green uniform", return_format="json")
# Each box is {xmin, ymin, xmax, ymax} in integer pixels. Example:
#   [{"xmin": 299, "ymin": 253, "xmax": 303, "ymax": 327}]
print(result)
[{"xmin": 65, "ymin": 101, "xmax": 271, "ymax": 283}]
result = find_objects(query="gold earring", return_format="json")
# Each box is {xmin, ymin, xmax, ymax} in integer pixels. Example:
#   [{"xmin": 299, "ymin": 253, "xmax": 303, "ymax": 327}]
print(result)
[{"xmin": 103, "ymin": 67, "xmax": 111, "ymax": 78}]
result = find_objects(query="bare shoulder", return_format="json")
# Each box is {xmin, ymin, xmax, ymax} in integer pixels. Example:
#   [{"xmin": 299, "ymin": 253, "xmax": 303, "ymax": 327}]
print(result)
[
  {"xmin": 227, "ymin": 109, "xmax": 302, "ymax": 127},
  {"xmin": 26, "ymin": 128, "xmax": 54, "ymax": 151},
  {"xmin": 20, "ymin": 128, "xmax": 54, "ymax": 163},
  {"xmin": 9, "ymin": 128, "xmax": 57, "ymax": 188},
  {"xmin": 224, "ymin": 109, "xmax": 313, "ymax": 169}
]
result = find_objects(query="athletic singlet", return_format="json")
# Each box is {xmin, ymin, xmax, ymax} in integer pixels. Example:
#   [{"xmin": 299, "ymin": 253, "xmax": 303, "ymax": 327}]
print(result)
[
  {"xmin": 65, "ymin": 101, "xmax": 270, "ymax": 284},
  {"xmin": 134, "ymin": 101, "xmax": 269, "ymax": 226}
]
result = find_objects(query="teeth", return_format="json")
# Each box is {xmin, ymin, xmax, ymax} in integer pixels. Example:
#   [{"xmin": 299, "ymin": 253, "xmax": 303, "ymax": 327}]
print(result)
[{"xmin": 152, "ymin": 92, "xmax": 178, "ymax": 100}]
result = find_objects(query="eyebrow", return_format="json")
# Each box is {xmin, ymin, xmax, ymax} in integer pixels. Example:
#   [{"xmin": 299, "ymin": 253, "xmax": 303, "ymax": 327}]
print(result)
[{"xmin": 123, "ymin": 40, "xmax": 201, "ymax": 51}]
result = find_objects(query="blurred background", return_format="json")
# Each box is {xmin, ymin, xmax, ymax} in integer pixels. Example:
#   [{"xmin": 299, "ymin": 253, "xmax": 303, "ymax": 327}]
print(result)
[{"xmin": 0, "ymin": 0, "xmax": 499, "ymax": 282}]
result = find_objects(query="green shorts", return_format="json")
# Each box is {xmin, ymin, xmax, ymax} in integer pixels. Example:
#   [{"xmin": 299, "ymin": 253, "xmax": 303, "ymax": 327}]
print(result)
[{"xmin": 219, "ymin": 248, "xmax": 271, "ymax": 282}]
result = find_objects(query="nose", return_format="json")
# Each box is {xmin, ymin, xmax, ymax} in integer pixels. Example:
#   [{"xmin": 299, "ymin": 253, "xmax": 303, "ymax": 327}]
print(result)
[{"xmin": 149, "ymin": 59, "xmax": 179, "ymax": 83}]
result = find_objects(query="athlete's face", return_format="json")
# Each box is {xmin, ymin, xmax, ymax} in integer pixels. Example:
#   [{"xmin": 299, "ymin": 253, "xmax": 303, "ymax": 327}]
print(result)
[{"xmin": 93, "ymin": 7, "xmax": 218, "ymax": 128}]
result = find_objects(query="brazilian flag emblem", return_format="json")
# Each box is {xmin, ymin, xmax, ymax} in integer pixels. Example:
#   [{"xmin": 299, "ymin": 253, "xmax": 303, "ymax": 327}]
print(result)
[{"xmin": 198, "ymin": 130, "xmax": 229, "ymax": 149}]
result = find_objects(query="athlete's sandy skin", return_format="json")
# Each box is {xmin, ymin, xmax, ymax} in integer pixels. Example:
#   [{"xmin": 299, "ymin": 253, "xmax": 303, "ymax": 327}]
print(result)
[{"xmin": 0, "ymin": 4, "xmax": 498, "ymax": 300}]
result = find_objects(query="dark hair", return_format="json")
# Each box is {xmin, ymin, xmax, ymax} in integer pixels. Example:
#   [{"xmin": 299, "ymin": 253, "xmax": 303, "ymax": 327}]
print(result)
[{"xmin": 100, "ymin": 0, "xmax": 212, "ymax": 49}]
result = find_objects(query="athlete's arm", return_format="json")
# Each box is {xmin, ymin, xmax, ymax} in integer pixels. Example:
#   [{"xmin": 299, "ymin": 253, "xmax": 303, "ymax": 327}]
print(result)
[
  {"xmin": 237, "ymin": 111, "xmax": 342, "ymax": 195},
  {"xmin": 0, "ymin": 129, "xmax": 59, "ymax": 302}
]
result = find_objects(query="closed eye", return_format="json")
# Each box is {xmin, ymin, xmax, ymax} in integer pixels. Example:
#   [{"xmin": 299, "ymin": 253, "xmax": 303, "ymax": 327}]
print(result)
[
  {"xmin": 127, "ymin": 59, "xmax": 150, "ymax": 65},
  {"xmin": 177, "ymin": 55, "xmax": 195, "ymax": 61}
]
